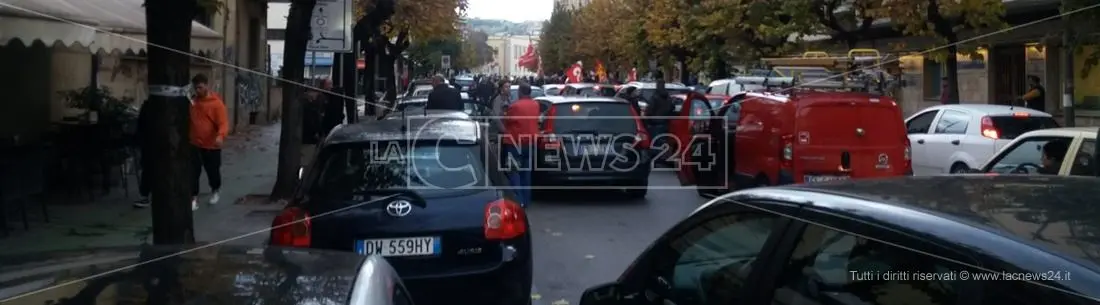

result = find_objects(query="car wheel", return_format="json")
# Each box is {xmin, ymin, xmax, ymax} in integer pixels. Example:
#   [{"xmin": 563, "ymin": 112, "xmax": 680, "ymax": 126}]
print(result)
[{"xmin": 950, "ymin": 163, "xmax": 970, "ymax": 174}]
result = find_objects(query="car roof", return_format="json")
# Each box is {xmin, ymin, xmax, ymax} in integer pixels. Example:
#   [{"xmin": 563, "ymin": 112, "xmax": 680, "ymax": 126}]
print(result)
[
  {"xmin": 923, "ymin": 104, "xmax": 1053, "ymax": 116},
  {"xmin": 563, "ymin": 83, "xmax": 608, "ymax": 88},
  {"xmin": 540, "ymin": 96, "xmax": 626, "ymax": 104},
  {"xmin": 623, "ymin": 82, "xmax": 689, "ymax": 89},
  {"xmin": 326, "ymin": 111, "xmax": 480, "ymax": 144},
  {"xmin": 709, "ymin": 175, "xmax": 1100, "ymax": 292},
  {"xmin": 543, "ymin": 84, "xmax": 565, "ymax": 88},
  {"xmin": 1015, "ymin": 127, "xmax": 1098, "ymax": 138},
  {"xmin": 510, "ymin": 85, "xmax": 545, "ymax": 90}
]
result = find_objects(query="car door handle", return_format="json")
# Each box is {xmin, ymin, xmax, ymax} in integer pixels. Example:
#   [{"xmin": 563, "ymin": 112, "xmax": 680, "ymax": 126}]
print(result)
[
  {"xmin": 951, "ymin": 140, "xmax": 960, "ymax": 145},
  {"xmin": 916, "ymin": 139, "xmax": 925, "ymax": 144}
]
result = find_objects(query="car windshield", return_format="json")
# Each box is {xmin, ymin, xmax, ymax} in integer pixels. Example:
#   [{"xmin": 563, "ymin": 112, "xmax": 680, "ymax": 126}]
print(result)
[
  {"xmin": 511, "ymin": 88, "xmax": 546, "ymax": 100},
  {"xmin": 310, "ymin": 142, "xmax": 486, "ymax": 198},
  {"xmin": 578, "ymin": 87, "xmax": 617, "ymax": 97},
  {"xmin": 550, "ymin": 102, "xmax": 638, "ymax": 134},
  {"xmin": 638, "ymin": 87, "xmax": 694, "ymax": 101},
  {"xmin": 545, "ymin": 87, "xmax": 562, "ymax": 95}
]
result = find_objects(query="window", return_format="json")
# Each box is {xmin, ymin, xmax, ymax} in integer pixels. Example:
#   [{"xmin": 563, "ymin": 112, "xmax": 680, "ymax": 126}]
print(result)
[
  {"xmin": 689, "ymin": 98, "xmax": 711, "ymax": 118},
  {"xmin": 987, "ymin": 116, "xmax": 1059, "ymax": 140},
  {"xmin": 550, "ymin": 102, "xmax": 637, "ymax": 134},
  {"xmin": 723, "ymin": 103, "xmax": 741, "ymax": 131},
  {"xmin": 310, "ymin": 142, "xmax": 486, "ymax": 199},
  {"xmin": 923, "ymin": 58, "xmax": 944, "ymax": 100},
  {"xmin": 984, "ymin": 136, "xmax": 1072, "ymax": 174},
  {"xmin": 771, "ymin": 224, "xmax": 966, "ymax": 305},
  {"xmin": 906, "ymin": 111, "xmax": 939, "ymax": 134},
  {"xmin": 1069, "ymin": 139, "xmax": 1096, "ymax": 176},
  {"xmin": 663, "ymin": 213, "xmax": 782, "ymax": 305},
  {"xmin": 934, "ymin": 110, "xmax": 969, "ymax": 134},
  {"xmin": 707, "ymin": 83, "xmax": 729, "ymax": 95}
]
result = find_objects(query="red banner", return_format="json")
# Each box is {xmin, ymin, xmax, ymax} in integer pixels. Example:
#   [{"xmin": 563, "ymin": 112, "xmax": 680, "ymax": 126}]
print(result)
[
  {"xmin": 517, "ymin": 43, "xmax": 539, "ymax": 72},
  {"xmin": 566, "ymin": 63, "xmax": 582, "ymax": 83}
]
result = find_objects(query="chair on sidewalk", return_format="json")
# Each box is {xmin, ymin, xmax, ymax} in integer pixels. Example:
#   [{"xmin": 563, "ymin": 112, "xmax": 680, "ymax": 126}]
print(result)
[{"xmin": 0, "ymin": 143, "xmax": 50, "ymax": 235}]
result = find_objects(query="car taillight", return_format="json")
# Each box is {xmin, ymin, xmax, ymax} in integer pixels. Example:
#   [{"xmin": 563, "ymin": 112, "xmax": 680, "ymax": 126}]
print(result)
[
  {"xmin": 628, "ymin": 106, "xmax": 651, "ymax": 149},
  {"xmin": 484, "ymin": 199, "xmax": 527, "ymax": 240},
  {"xmin": 271, "ymin": 207, "xmax": 311, "ymax": 247},
  {"xmin": 540, "ymin": 107, "xmax": 560, "ymax": 150},
  {"xmin": 780, "ymin": 134, "xmax": 794, "ymax": 168},
  {"xmin": 903, "ymin": 138, "xmax": 913, "ymax": 174},
  {"xmin": 980, "ymin": 116, "xmax": 1000, "ymax": 139}
]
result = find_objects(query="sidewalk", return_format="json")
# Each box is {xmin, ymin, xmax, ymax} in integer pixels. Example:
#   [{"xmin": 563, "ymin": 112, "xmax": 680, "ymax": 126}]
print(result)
[{"xmin": 0, "ymin": 123, "xmax": 286, "ymax": 256}]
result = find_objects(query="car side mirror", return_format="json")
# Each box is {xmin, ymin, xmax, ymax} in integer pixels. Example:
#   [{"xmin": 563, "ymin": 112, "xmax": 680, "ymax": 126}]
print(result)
[{"xmin": 580, "ymin": 282, "xmax": 622, "ymax": 305}]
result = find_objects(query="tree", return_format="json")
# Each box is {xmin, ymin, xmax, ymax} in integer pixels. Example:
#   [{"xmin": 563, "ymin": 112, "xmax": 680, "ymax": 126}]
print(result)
[
  {"xmin": 353, "ymin": 0, "xmax": 396, "ymax": 117},
  {"xmin": 572, "ymin": 0, "xmax": 627, "ymax": 70},
  {"xmin": 538, "ymin": 6, "xmax": 576, "ymax": 75},
  {"xmin": 377, "ymin": 0, "xmax": 468, "ymax": 102},
  {"xmin": 788, "ymin": 0, "xmax": 879, "ymax": 49},
  {"xmin": 143, "ymin": 0, "xmax": 220, "ymax": 244},
  {"xmin": 269, "ymin": 0, "xmax": 318, "ymax": 200},
  {"xmin": 643, "ymin": 0, "xmax": 694, "ymax": 81},
  {"xmin": 875, "ymin": 0, "xmax": 1006, "ymax": 104}
]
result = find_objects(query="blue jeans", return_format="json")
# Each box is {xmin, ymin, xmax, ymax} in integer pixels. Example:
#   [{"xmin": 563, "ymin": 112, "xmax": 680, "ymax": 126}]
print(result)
[{"xmin": 504, "ymin": 144, "xmax": 532, "ymax": 207}]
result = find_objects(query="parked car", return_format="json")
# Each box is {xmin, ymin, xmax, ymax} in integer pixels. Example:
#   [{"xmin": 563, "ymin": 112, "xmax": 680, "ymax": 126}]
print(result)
[
  {"xmin": 906, "ymin": 104, "xmax": 1058, "ymax": 175},
  {"xmin": 979, "ymin": 126, "xmax": 1097, "ymax": 176},
  {"xmin": 0, "ymin": 246, "xmax": 412, "ymax": 305},
  {"xmin": 677, "ymin": 90, "xmax": 911, "ymax": 192},
  {"xmin": 579, "ymin": 175, "xmax": 1100, "ymax": 305},
  {"xmin": 272, "ymin": 112, "xmax": 533, "ymax": 305},
  {"xmin": 705, "ymin": 78, "xmax": 766, "ymax": 96}
]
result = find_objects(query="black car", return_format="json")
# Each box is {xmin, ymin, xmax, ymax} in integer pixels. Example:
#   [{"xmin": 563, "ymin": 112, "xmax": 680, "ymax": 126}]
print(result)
[
  {"xmin": 533, "ymin": 97, "xmax": 651, "ymax": 198},
  {"xmin": 580, "ymin": 175, "xmax": 1100, "ymax": 305},
  {"xmin": 0, "ymin": 246, "xmax": 411, "ymax": 305},
  {"xmin": 271, "ymin": 111, "xmax": 533, "ymax": 305}
]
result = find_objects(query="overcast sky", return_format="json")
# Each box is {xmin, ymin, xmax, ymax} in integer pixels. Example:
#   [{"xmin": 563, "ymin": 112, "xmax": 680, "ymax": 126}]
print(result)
[{"xmin": 465, "ymin": 0, "xmax": 552, "ymax": 22}]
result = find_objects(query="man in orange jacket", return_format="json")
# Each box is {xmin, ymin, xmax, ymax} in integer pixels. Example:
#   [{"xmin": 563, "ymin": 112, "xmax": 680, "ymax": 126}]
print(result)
[
  {"xmin": 189, "ymin": 74, "xmax": 229, "ymax": 211},
  {"xmin": 502, "ymin": 82, "xmax": 540, "ymax": 207}
]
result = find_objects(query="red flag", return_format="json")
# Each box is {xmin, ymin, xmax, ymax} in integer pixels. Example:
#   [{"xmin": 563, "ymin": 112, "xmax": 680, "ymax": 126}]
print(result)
[{"xmin": 566, "ymin": 63, "xmax": 583, "ymax": 83}]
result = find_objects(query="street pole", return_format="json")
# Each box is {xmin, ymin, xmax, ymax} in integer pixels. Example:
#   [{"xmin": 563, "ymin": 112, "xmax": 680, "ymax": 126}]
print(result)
[
  {"xmin": 1061, "ymin": 0, "xmax": 1076, "ymax": 126},
  {"xmin": 310, "ymin": 51, "xmax": 317, "ymax": 80}
]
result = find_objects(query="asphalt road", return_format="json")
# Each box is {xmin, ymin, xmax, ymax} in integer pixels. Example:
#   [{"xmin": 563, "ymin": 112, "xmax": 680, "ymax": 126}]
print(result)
[{"xmin": 527, "ymin": 171, "xmax": 711, "ymax": 305}]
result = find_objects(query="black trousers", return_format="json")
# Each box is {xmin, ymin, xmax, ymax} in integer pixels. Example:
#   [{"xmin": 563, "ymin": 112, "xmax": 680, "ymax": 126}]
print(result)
[
  {"xmin": 192, "ymin": 146, "xmax": 222, "ymax": 196},
  {"xmin": 138, "ymin": 150, "xmax": 153, "ymax": 197}
]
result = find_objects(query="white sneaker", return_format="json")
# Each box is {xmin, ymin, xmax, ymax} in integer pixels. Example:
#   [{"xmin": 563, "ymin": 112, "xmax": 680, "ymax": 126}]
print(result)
[
  {"xmin": 209, "ymin": 191, "xmax": 220, "ymax": 205},
  {"xmin": 191, "ymin": 198, "xmax": 198, "ymax": 211}
]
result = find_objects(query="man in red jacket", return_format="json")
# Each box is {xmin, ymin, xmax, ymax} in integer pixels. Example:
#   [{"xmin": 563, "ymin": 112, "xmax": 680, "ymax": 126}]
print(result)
[{"xmin": 502, "ymin": 82, "xmax": 540, "ymax": 207}]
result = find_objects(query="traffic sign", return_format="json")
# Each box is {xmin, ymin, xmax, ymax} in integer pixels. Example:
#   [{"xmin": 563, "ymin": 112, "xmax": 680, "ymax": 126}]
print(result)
[
  {"xmin": 307, "ymin": 0, "xmax": 354, "ymax": 52},
  {"xmin": 441, "ymin": 55, "xmax": 451, "ymax": 69}
]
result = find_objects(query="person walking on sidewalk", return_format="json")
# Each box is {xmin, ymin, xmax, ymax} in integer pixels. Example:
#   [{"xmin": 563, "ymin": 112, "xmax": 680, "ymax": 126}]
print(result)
[
  {"xmin": 189, "ymin": 74, "xmax": 229, "ymax": 211},
  {"xmin": 501, "ymin": 82, "xmax": 539, "ymax": 207},
  {"xmin": 132, "ymin": 98, "xmax": 156, "ymax": 208}
]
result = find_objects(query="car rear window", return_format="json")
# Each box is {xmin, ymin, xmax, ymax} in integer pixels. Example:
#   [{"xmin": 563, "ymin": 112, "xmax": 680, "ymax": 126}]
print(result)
[
  {"xmin": 511, "ymin": 88, "xmax": 546, "ymax": 100},
  {"xmin": 550, "ymin": 102, "xmax": 638, "ymax": 134},
  {"xmin": 578, "ymin": 87, "xmax": 616, "ymax": 97},
  {"xmin": 990, "ymin": 116, "xmax": 1059, "ymax": 140},
  {"xmin": 310, "ymin": 143, "xmax": 486, "ymax": 198}
]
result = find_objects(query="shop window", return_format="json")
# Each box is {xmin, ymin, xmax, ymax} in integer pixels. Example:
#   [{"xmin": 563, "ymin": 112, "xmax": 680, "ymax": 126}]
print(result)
[
  {"xmin": 923, "ymin": 58, "xmax": 943, "ymax": 100},
  {"xmin": 1074, "ymin": 45, "xmax": 1100, "ymax": 110}
]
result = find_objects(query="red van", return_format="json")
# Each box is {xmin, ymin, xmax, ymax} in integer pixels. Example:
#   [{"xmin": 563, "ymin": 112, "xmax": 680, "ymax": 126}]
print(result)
[{"xmin": 677, "ymin": 91, "xmax": 912, "ymax": 195}]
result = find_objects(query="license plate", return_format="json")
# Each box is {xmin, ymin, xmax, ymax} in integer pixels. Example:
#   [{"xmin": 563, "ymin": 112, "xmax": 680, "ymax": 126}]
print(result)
[
  {"xmin": 804, "ymin": 175, "xmax": 850, "ymax": 183},
  {"xmin": 354, "ymin": 237, "xmax": 440, "ymax": 257}
]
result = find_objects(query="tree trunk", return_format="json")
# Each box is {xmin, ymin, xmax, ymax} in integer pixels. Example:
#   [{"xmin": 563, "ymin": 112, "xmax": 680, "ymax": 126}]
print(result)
[
  {"xmin": 341, "ymin": 52, "xmax": 358, "ymax": 123},
  {"xmin": 144, "ymin": 0, "xmax": 197, "ymax": 244},
  {"xmin": 361, "ymin": 42, "xmax": 379, "ymax": 117},
  {"xmin": 270, "ymin": 0, "xmax": 317, "ymax": 200},
  {"xmin": 943, "ymin": 41, "xmax": 961, "ymax": 104}
]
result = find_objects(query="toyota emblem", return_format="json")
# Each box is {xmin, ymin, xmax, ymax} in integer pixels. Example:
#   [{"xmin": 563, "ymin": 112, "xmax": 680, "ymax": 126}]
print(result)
[{"xmin": 386, "ymin": 200, "xmax": 413, "ymax": 217}]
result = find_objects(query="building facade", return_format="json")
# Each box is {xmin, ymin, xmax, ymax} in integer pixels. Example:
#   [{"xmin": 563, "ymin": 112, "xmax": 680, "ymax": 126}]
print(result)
[{"xmin": 481, "ymin": 35, "xmax": 539, "ymax": 77}]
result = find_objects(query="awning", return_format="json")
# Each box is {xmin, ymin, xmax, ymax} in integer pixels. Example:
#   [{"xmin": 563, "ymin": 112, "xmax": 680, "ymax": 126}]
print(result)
[{"xmin": 0, "ymin": 0, "xmax": 223, "ymax": 55}]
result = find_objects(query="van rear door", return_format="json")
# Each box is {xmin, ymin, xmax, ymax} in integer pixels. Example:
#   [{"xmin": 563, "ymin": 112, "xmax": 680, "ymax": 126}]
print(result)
[{"xmin": 794, "ymin": 95, "xmax": 908, "ymax": 183}]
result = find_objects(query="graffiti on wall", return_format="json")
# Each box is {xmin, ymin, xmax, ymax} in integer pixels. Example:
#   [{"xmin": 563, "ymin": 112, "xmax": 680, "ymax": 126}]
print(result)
[{"xmin": 237, "ymin": 73, "xmax": 262, "ymax": 112}]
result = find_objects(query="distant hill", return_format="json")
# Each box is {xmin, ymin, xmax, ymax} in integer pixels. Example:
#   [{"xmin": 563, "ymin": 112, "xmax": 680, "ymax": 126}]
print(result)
[{"xmin": 465, "ymin": 18, "xmax": 543, "ymax": 36}]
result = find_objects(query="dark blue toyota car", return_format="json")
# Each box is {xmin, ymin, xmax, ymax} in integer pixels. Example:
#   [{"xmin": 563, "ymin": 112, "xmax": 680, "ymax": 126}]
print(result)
[{"xmin": 270, "ymin": 110, "xmax": 533, "ymax": 305}]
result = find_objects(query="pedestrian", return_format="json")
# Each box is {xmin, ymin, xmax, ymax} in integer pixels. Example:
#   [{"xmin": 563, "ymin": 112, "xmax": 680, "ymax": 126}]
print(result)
[
  {"xmin": 302, "ymin": 86, "xmax": 325, "ymax": 168},
  {"xmin": 320, "ymin": 79, "xmax": 345, "ymax": 133},
  {"xmin": 1021, "ymin": 75, "xmax": 1046, "ymax": 112},
  {"xmin": 502, "ymin": 82, "xmax": 539, "ymax": 207},
  {"xmin": 490, "ymin": 79, "xmax": 512, "ymax": 133},
  {"xmin": 426, "ymin": 74, "xmax": 463, "ymax": 111},
  {"xmin": 132, "ymin": 99, "xmax": 156, "ymax": 208},
  {"xmin": 189, "ymin": 74, "xmax": 229, "ymax": 211}
]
